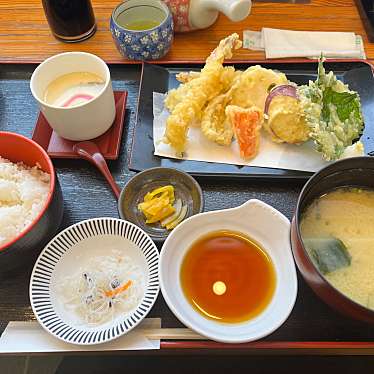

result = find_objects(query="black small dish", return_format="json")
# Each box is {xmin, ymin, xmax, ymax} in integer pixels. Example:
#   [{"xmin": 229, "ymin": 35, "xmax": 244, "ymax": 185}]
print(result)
[{"xmin": 118, "ymin": 167, "xmax": 204, "ymax": 244}]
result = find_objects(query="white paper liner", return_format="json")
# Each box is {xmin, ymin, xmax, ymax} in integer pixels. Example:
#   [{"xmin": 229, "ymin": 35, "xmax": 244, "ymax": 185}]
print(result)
[
  {"xmin": 153, "ymin": 92, "xmax": 330, "ymax": 173},
  {"xmin": 0, "ymin": 318, "xmax": 161, "ymax": 353}
]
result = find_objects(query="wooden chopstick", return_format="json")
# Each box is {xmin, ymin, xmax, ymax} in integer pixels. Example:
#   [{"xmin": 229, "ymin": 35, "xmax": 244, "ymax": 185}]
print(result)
[{"xmin": 141, "ymin": 328, "xmax": 204, "ymax": 340}]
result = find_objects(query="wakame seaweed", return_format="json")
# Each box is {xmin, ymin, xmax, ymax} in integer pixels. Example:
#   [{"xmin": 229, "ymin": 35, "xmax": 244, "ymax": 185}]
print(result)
[{"xmin": 303, "ymin": 237, "xmax": 351, "ymax": 274}]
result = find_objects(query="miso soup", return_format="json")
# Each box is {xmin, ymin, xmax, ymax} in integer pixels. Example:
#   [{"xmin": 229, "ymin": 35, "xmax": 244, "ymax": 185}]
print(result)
[{"xmin": 300, "ymin": 187, "xmax": 374, "ymax": 310}]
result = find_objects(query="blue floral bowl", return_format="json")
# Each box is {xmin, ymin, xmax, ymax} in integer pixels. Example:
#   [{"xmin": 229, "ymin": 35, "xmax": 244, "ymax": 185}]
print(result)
[{"xmin": 110, "ymin": 0, "xmax": 174, "ymax": 61}]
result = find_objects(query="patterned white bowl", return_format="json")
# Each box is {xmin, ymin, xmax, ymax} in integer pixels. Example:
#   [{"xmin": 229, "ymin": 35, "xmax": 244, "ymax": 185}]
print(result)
[
  {"xmin": 160, "ymin": 199, "xmax": 297, "ymax": 343},
  {"xmin": 30, "ymin": 218, "xmax": 159, "ymax": 345}
]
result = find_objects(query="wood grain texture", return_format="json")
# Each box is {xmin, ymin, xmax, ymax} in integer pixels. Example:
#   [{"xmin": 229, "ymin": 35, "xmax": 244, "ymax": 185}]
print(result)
[
  {"xmin": 0, "ymin": 0, "xmax": 372, "ymax": 63},
  {"xmin": 1, "ymin": 65, "xmax": 374, "ymax": 352}
]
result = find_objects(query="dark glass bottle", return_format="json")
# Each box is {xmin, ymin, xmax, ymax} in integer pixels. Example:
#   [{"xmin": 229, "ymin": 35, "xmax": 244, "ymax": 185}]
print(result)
[{"xmin": 42, "ymin": 0, "xmax": 96, "ymax": 42}]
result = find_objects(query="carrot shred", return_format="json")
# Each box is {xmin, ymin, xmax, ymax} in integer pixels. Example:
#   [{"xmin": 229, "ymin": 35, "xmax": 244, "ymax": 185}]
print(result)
[{"xmin": 105, "ymin": 280, "xmax": 132, "ymax": 298}]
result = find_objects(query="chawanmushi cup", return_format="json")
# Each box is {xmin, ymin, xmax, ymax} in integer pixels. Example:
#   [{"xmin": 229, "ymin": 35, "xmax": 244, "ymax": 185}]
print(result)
[{"xmin": 30, "ymin": 52, "xmax": 116, "ymax": 141}]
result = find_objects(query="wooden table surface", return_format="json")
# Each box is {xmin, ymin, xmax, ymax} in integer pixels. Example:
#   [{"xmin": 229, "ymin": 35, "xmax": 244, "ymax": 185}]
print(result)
[
  {"xmin": 0, "ymin": 0, "xmax": 372, "ymax": 64},
  {"xmin": 1, "ymin": 0, "xmax": 374, "ymax": 355}
]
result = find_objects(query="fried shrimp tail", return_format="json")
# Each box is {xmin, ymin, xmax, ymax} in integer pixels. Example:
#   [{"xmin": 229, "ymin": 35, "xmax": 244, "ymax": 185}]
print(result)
[
  {"xmin": 163, "ymin": 34, "xmax": 242, "ymax": 154},
  {"xmin": 176, "ymin": 66, "xmax": 237, "ymax": 89},
  {"xmin": 175, "ymin": 71, "xmax": 201, "ymax": 84}
]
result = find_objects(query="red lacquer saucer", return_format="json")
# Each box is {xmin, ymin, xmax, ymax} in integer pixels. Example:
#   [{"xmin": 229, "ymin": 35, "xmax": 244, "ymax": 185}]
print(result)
[{"xmin": 32, "ymin": 91, "xmax": 127, "ymax": 160}]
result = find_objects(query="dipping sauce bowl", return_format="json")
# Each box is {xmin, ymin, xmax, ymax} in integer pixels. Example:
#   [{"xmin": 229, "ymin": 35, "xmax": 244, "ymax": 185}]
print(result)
[
  {"xmin": 160, "ymin": 199, "xmax": 297, "ymax": 343},
  {"xmin": 110, "ymin": 0, "xmax": 174, "ymax": 60}
]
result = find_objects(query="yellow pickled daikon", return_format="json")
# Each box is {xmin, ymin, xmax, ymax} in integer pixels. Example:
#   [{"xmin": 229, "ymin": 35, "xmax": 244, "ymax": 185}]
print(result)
[{"xmin": 138, "ymin": 186, "xmax": 175, "ymax": 223}]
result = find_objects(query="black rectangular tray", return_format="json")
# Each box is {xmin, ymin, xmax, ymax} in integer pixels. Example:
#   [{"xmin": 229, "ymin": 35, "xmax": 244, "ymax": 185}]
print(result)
[
  {"xmin": 2, "ymin": 63, "xmax": 374, "ymax": 354},
  {"xmin": 356, "ymin": 0, "xmax": 374, "ymax": 43},
  {"xmin": 130, "ymin": 60, "xmax": 374, "ymax": 180}
]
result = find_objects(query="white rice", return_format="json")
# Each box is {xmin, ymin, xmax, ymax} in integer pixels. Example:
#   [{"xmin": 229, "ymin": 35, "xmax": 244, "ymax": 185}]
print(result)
[{"xmin": 0, "ymin": 156, "xmax": 50, "ymax": 247}]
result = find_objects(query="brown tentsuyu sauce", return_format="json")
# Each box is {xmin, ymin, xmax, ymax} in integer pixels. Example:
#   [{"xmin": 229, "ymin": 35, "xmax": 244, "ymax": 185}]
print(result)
[{"xmin": 180, "ymin": 230, "xmax": 276, "ymax": 323}]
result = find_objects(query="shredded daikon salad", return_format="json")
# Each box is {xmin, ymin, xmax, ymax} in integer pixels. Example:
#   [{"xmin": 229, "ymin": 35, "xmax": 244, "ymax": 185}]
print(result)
[{"xmin": 59, "ymin": 250, "xmax": 145, "ymax": 325}]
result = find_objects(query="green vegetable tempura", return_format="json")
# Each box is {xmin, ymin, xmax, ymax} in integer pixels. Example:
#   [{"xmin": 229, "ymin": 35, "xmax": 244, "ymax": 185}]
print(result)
[{"xmin": 298, "ymin": 58, "xmax": 364, "ymax": 160}]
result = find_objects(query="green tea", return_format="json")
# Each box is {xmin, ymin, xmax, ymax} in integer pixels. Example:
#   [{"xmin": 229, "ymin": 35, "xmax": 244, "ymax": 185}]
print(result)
[{"xmin": 122, "ymin": 20, "xmax": 160, "ymax": 31}]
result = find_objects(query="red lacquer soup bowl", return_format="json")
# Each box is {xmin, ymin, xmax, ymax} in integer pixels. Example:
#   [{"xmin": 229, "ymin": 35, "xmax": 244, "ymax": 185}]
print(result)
[
  {"xmin": 0, "ymin": 132, "xmax": 63, "ymax": 275},
  {"xmin": 291, "ymin": 156, "xmax": 374, "ymax": 324}
]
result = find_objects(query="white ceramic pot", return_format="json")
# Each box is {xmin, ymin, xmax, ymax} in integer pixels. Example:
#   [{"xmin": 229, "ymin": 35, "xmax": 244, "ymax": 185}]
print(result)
[
  {"xmin": 159, "ymin": 199, "xmax": 298, "ymax": 343},
  {"xmin": 163, "ymin": 0, "xmax": 252, "ymax": 32},
  {"xmin": 30, "ymin": 52, "xmax": 116, "ymax": 141}
]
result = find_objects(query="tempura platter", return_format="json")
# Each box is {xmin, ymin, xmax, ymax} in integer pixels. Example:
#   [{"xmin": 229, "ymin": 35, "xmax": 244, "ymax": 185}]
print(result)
[{"xmin": 130, "ymin": 60, "xmax": 374, "ymax": 180}]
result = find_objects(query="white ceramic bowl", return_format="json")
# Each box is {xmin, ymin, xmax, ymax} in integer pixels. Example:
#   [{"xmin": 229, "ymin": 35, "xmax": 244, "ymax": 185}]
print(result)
[
  {"xmin": 30, "ymin": 52, "xmax": 116, "ymax": 141},
  {"xmin": 159, "ymin": 199, "xmax": 297, "ymax": 343},
  {"xmin": 30, "ymin": 218, "xmax": 159, "ymax": 345}
]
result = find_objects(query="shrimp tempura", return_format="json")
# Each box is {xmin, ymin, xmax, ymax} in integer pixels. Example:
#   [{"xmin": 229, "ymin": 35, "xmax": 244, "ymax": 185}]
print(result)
[
  {"xmin": 163, "ymin": 34, "xmax": 242, "ymax": 155},
  {"xmin": 166, "ymin": 67, "xmax": 236, "ymax": 113},
  {"xmin": 200, "ymin": 70, "xmax": 243, "ymax": 145}
]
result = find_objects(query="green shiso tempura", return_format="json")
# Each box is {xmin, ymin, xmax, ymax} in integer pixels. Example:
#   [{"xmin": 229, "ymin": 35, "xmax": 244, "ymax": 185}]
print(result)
[{"xmin": 298, "ymin": 58, "xmax": 364, "ymax": 161}]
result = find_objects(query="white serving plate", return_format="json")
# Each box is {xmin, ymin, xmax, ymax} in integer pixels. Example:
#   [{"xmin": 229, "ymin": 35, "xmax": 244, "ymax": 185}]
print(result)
[
  {"xmin": 30, "ymin": 217, "xmax": 159, "ymax": 345},
  {"xmin": 159, "ymin": 199, "xmax": 297, "ymax": 343}
]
